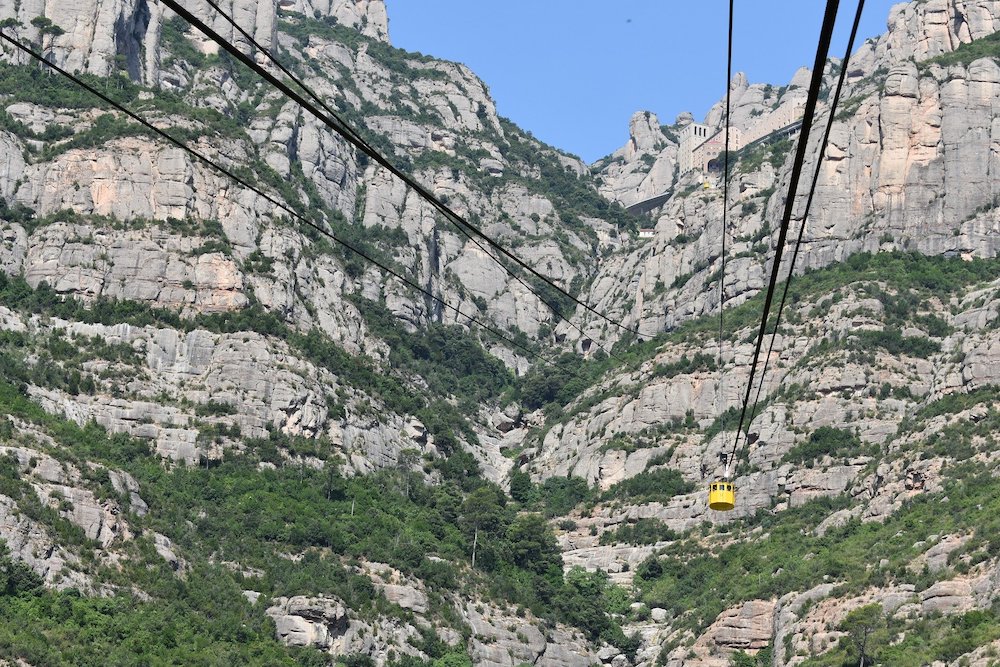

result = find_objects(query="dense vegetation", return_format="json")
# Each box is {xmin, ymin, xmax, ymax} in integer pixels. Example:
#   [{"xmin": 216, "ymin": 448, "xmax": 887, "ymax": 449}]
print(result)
[
  {"xmin": 800, "ymin": 605, "xmax": 1000, "ymax": 667},
  {"xmin": 735, "ymin": 138, "xmax": 793, "ymax": 173},
  {"xmin": 597, "ymin": 469, "xmax": 694, "ymax": 505},
  {"xmin": 780, "ymin": 426, "xmax": 876, "ymax": 466},
  {"xmin": 508, "ymin": 469, "xmax": 694, "ymax": 518},
  {"xmin": 0, "ymin": 364, "xmax": 642, "ymax": 661},
  {"xmin": 598, "ymin": 519, "xmax": 678, "ymax": 547},
  {"xmin": 350, "ymin": 296, "xmax": 514, "ymax": 415},
  {"xmin": 0, "ymin": 548, "xmax": 327, "ymax": 666}
]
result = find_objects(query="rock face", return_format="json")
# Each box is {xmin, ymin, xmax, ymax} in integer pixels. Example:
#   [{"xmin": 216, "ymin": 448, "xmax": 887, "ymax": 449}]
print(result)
[
  {"xmin": 0, "ymin": 0, "xmax": 161, "ymax": 82},
  {"xmin": 696, "ymin": 600, "xmax": 775, "ymax": 651},
  {"xmin": 0, "ymin": 438, "xmax": 143, "ymax": 592},
  {"xmin": 0, "ymin": 305, "xmax": 437, "ymax": 470},
  {"xmin": 287, "ymin": 0, "xmax": 388, "ymax": 41},
  {"xmin": 361, "ymin": 562, "xmax": 429, "ymax": 614},
  {"xmin": 266, "ymin": 594, "xmax": 426, "ymax": 662},
  {"xmin": 0, "ymin": 0, "xmax": 390, "ymax": 86},
  {"xmin": 264, "ymin": 583, "xmax": 601, "ymax": 667},
  {"xmin": 462, "ymin": 601, "xmax": 598, "ymax": 667},
  {"xmin": 21, "ymin": 140, "xmax": 196, "ymax": 219},
  {"xmin": 795, "ymin": 56, "xmax": 1000, "ymax": 268},
  {"xmin": 22, "ymin": 223, "xmax": 248, "ymax": 314},
  {"xmin": 596, "ymin": 111, "xmax": 677, "ymax": 208},
  {"xmin": 869, "ymin": 0, "xmax": 1000, "ymax": 65}
]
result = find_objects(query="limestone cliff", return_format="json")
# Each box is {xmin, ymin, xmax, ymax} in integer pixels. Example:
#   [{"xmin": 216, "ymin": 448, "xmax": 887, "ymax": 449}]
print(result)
[{"xmin": 589, "ymin": 0, "xmax": 1000, "ymax": 341}]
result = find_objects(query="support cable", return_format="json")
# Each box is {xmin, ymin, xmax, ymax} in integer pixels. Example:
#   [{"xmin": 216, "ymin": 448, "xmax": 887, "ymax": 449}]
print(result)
[
  {"xmin": 190, "ymin": 0, "xmax": 637, "ymax": 364},
  {"xmin": 195, "ymin": 0, "xmax": 635, "ymax": 365},
  {"xmin": 716, "ymin": 0, "xmax": 735, "ymax": 467},
  {"xmin": 736, "ymin": 0, "xmax": 866, "ymax": 467},
  {"xmin": 160, "ymin": 0, "xmax": 654, "ymax": 347},
  {"xmin": 0, "ymin": 30, "xmax": 591, "ymax": 384},
  {"xmin": 725, "ymin": 0, "xmax": 842, "ymax": 476}
]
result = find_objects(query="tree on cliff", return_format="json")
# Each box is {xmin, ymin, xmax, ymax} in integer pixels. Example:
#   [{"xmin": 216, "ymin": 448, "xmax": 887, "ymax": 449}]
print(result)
[
  {"xmin": 840, "ymin": 604, "xmax": 888, "ymax": 667},
  {"xmin": 30, "ymin": 15, "xmax": 64, "ymax": 59}
]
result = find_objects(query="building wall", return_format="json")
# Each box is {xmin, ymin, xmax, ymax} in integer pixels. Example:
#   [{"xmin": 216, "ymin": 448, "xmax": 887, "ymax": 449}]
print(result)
[
  {"xmin": 690, "ymin": 127, "xmax": 743, "ymax": 172},
  {"xmin": 677, "ymin": 99, "xmax": 805, "ymax": 175},
  {"xmin": 678, "ymin": 123, "xmax": 710, "ymax": 145},
  {"xmin": 678, "ymin": 123, "xmax": 712, "ymax": 173},
  {"xmin": 741, "ymin": 99, "xmax": 805, "ymax": 147}
]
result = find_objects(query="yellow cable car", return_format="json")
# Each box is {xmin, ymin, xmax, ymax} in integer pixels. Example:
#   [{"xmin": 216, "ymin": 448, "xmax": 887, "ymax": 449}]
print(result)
[{"xmin": 708, "ymin": 481, "xmax": 735, "ymax": 511}]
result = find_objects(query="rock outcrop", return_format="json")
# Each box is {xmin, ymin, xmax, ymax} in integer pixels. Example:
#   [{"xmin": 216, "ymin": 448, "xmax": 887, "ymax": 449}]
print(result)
[{"xmin": 266, "ymin": 594, "xmax": 430, "ymax": 662}]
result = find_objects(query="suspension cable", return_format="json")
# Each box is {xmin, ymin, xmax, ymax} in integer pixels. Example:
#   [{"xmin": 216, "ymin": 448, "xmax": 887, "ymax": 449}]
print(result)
[
  {"xmin": 725, "ymin": 0, "xmax": 842, "ymax": 476},
  {"xmin": 717, "ymin": 0, "xmax": 735, "ymax": 469},
  {"xmin": 736, "ymin": 0, "xmax": 867, "ymax": 467},
  {"xmin": 0, "ymin": 30, "xmax": 592, "ymax": 385},
  {"xmin": 160, "ymin": 0, "xmax": 655, "ymax": 349}
]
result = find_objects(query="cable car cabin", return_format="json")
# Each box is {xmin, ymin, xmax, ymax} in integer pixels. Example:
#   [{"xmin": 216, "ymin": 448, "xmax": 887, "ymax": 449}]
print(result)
[{"xmin": 708, "ymin": 481, "xmax": 735, "ymax": 511}]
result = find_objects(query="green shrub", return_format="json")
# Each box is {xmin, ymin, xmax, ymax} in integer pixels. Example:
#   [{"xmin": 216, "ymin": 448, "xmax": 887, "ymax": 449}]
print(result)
[
  {"xmin": 535, "ymin": 476, "xmax": 591, "ymax": 517},
  {"xmin": 652, "ymin": 352, "xmax": 716, "ymax": 378},
  {"xmin": 851, "ymin": 328, "xmax": 940, "ymax": 359},
  {"xmin": 921, "ymin": 30, "xmax": 1000, "ymax": 69},
  {"xmin": 781, "ymin": 426, "xmax": 875, "ymax": 466},
  {"xmin": 599, "ymin": 518, "xmax": 678, "ymax": 546},
  {"xmin": 598, "ymin": 469, "xmax": 694, "ymax": 505}
]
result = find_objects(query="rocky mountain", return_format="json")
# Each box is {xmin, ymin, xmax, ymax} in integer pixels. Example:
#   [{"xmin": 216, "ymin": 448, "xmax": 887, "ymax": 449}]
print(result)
[
  {"xmin": 0, "ymin": 0, "xmax": 999, "ymax": 665},
  {"xmin": 590, "ymin": 0, "xmax": 1000, "ymax": 339}
]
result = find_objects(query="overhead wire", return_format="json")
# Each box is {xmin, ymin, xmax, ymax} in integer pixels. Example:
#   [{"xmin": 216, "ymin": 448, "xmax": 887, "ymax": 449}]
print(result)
[
  {"xmin": 187, "ymin": 1, "xmax": 641, "ymax": 368},
  {"xmin": 194, "ymin": 0, "xmax": 644, "ymax": 364},
  {"xmin": 203, "ymin": 5, "xmax": 655, "ymax": 367},
  {"xmin": 716, "ymin": 0, "xmax": 735, "ymax": 467},
  {"xmin": 211, "ymin": 0, "xmax": 663, "ymax": 364},
  {"xmin": 736, "ymin": 0, "xmax": 867, "ymax": 467},
  {"xmin": 0, "ymin": 29, "xmax": 593, "ymax": 385},
  {"xmin": 159, "ymin": 0, "xmax": 656, "ymax": 355},
  {"xmin": 725, "ymin": 0, "xmax": 842, "ymax": 475}
]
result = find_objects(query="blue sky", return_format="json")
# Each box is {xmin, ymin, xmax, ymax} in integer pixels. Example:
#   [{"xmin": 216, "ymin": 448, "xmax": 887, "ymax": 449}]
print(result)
[{"xmin": 385, "ymin": 1, "xmax": 901, "ymax": 163}]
